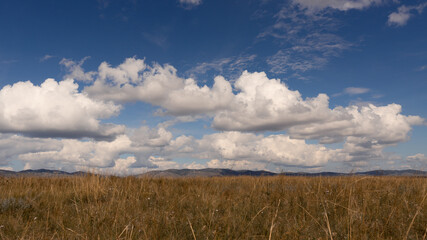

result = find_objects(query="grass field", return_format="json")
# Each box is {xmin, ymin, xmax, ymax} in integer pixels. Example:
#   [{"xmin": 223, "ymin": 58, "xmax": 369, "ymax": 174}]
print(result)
[{"xmin": 0, "ymin": 175, "xmax": 426, "ymax": 239}]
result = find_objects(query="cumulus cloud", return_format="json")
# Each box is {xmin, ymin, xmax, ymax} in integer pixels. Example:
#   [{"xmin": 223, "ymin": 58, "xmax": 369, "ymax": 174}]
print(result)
[
  {"xmin": 206, "ymin": 159, "xmax": 267, "ymax": 170},
  {"xmin": 196, "ymin": 132, "xmax": 345, "ymax": 167},
  {"xmin": 1, "ymin": 57, "xmax": 420, "ymax": 172},
  {"xmin": 60, "ymin": 57, "xmax": 96, "ymax": 82},
  {"xmin": 288, "ymin": 103, "xmax": 424, "ymax": 144},
  {"xmin": 0, "ymin": 121, "xmax": 421, "ymax": 172},
  {"xmin": 79, "ymin": 58, "xmax": 423, "ymax": 152},
  {"xmin": 131, "ymin": 126, "xmax": 173, "ymax": 148},
  {"xmin": 85, "ymin": 58, "xmax": 234, "ymax": 115},
  {"xmin": 88, "ymin": 156, "xmax": 148, "ymax": 176},
  {"xmin": 1, "ymin": 125, "xmax": 192, "ymax": 173},
  {"xmin": 8, "ymin": 126, "xmax": 173, "ymax": 171},
  {"xmin": 98, "ymin": 57, "xmax": 146, "ymax": 85},
  {"xmin": 4, "ymin": 129, "xmax": 343, "ymax": 171},
  {"xmin": 212, "ymin": 71, "xmax": 334, "ymax": 131},
  {"xmin": 292, "ymin": 0, "xmax": 383, "ymax": 12},
  {"xmin": 406, "ymin": 153, "xmax": 427, "ymax": 168},
  {"xmin": 0, "ymin": 78, "xmax": 123, "ymax": 139},
  {"xmin": 388, "ymin": 3, "xmax": 427, "ymax": 26},
  {"xmin": 205, "ymin": 71, "xmax": 423, "ymax": 155},
  {"xmin": 0, "ymin": 134, "xmax": 62, "ymax": 166},
  {"xmin": 20, "ymin": 135, "xmax": 133, "ymax": 169}
]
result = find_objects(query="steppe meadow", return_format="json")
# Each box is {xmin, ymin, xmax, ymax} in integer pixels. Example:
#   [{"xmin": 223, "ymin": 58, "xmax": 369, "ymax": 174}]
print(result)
[{"xmin": 1, "ymin": 0, "xmax": 427, "ymax": 239}]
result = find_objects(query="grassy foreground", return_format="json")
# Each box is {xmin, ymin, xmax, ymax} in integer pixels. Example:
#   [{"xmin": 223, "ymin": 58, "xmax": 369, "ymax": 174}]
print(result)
[{"xmin": 0, "ymin": 175, "xmax": 426, "ymax": 239}]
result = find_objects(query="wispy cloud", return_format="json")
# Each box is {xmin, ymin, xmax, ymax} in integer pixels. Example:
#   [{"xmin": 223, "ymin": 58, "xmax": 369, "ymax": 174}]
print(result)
[
  {"xmin": 188, "ymin": 58, "xmax": 232, "ymax": 75},
  {"xmin": 60, "ymin": 57, "xmax": 96, "ymax": 82},
  {"xmin": 97, "ymin": 0, "xmax": 110, "ymax": 9},
  {"xmin": 261, "ymin": 5, "xmax": 352, "ymax": 74},
  {"xmin": 292, "ymin": 0, "xmax": 384, "ymax": 12},
  {"xmin": 142, "ymin": 31, "xmax": 169, "ymax": 49},
  {"xmin": 179, "ymin": 0, "xmax": 202, "ymax": 9},
  {"xmin": 0, "ymin": 59, "xmax": 18, "ymax": 64},
  {"xmin": 388, "ymin": 2, "xmax": 427, "ymax": 27},
  {"xmin": 344, "ymin": 87, "xmax": 370, "ymax": 95},
  {"xmin": 418, "ymin": 64, "xmax": 427, "ymax": 71},
  {"xmin": 333, "ymin": 87, "xmax": 371, "ymax": 97},
  {"xmin": 186, "ymin": 55, "xmax": 257, "ymax": 78},
  {"xmin": 40, "ymin": 54, "xmax": 54, "ymax": 62}
]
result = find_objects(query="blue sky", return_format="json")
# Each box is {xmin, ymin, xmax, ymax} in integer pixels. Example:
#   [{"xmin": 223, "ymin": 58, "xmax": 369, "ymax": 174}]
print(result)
[{"xmin": 0, "ymin": 0, "xmax": 426, "ymax": 174}]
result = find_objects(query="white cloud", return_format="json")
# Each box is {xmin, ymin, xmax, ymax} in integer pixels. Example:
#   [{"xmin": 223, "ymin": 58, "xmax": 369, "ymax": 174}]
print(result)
[
  {"xmin": 76, "ymin": 58, "xmax": 424, "ymax": 155},
  {"xmin": 131, "ymin": 126, "xmax": 173, "ymax": 148},
  {"xmin": 212, "ymin": 71, "xmax": 334, "ymax": 131},
  {"xmin": 0, "ymin": 60, "xmax": 18, "ymax": 64},
  {"xmin": 208, "ymin": 71, "xmax": 423, "ymax": 150},
  {"xmin": 6, "ymin": 125, "xmax": 187, "ymax": 172},
  {"xmin": 0, "ymin": 134, "xmax": 62, "ymax": 166},
  {"xmin": 0, "ymin": 125, "xmax": 342, "ymax": 171},
  {"xmin": 407, "ymin": 153, "xmax": 427, "ymax": 162},
  {"xmin": 344, "ymin": 87, "xmax": 370, "ymax": 95},
  {"xmin": 187, "ymin": 55, "xmax": 257, "ymax": 78},
  {"xmin": 333, "ymin": 87, "xmax": 371, "ymax": 97},
  {"xmin": 388, "ymin": 3, "xmax": 427, "ymax": 26},
  {"xmin": 292, "ymin": 0, "xmax": 384, "ymax": 12},
  {"xmin": 20, "ymin": 135, "xmax": 133, "ymax": 169},
  {"xmin": 206, "ymin": 71, "xmax": 423, "ymax": 163},
  {"xmin": 406, "ymin": 153, "xmax": 427, "ymax": 168},
  {"xmin": 206, "ymin": 159, "xmax": 268, "ymax": 170},
  {"xmin": 89, "ymin": 156, "xmax": 149, "ymax": 176},
  {"xmin": 262, "ymin": 6, "xmax": 352, "ymax": 74},
  {"xmin": 142, "ymin": 32, "xmax": 169, "ymax": 49},
  {"xmin": 60, "ymin": 57, "xmax": 96, "ymax": 82},
  {"xmin": 267, "ymin": 49, "xmax": 329, "ymax": 74},
  {"xmin": 85, "ymin": 58, "xmax": 234, "ymax": 115},
  {"xmin": 196, "ymin": 132, "xmax": 345, "ymax": 167},
  {"xmin": 40, "ymin": 54, "xmax": 54, "ymax": 62},
  {"xmin": 179, "ymin": 0, "xmax": 202, "ymax": 8},
  {"xmin": 98, "ymin": 57, "xmax": 146, "ymax": 85},
  {"xmin": 288, "ymin": 103, "xmax": 424, "ymax": 144},
  {"xmin": 0, "ymin": 78, "xmax": 123, "ymax": 139},
  {"xmin": 1, "ymin": 57, "xmax": 418, "ymax": 172},
  {"xmin": 0, "ymin": 119, "xmax": 421, "ymax": 172}
]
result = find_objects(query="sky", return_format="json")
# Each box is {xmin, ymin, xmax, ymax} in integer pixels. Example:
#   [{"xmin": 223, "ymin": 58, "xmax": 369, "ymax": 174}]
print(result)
[{"xmin": 0, "ymin": 0, "xmax": 426, "ymax": 174}]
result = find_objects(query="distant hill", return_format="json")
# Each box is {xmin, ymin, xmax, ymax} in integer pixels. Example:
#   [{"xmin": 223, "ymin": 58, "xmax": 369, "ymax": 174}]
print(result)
[
  {"xmin": 0, "ymin": 168, "xmax": 426, "ymax": 177},
  {"xmin": 0, "ymin": 169, "xmax": 86, "ymax": 177},
  {"xmin": 140, "ymin": 168, "xmax": 276, "ymax": 178},
  {"xmin": 138, "ymin": 168, "xmax": 427, "ymax": 178}
]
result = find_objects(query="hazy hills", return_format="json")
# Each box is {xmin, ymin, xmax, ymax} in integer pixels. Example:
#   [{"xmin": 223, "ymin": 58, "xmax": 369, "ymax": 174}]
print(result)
[
  {"xmin": 0, "ymin": 168, "xmax": 426, "ymax": 177},
  {"xmin": 141, "ymin": 168, "xmax": 427, "ymax": 177}
]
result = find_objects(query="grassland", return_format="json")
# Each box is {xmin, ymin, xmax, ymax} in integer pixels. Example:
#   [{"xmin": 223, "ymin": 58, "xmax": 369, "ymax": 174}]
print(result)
[{"xmin": 0, "ymin": 175, "xmax": 426, "ymax": 239}]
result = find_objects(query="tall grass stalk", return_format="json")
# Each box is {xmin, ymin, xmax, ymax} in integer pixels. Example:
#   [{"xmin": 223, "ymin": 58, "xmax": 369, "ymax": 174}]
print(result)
[{"xmin": 0, "ymin": 175, "xmax": 426, "ymax": 239}]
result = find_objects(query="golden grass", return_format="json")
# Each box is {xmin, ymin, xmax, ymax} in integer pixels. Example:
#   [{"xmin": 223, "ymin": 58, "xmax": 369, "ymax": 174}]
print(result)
[{"xmin": 0, "ymin": 175, "xmax": 426, "ymax": 239}]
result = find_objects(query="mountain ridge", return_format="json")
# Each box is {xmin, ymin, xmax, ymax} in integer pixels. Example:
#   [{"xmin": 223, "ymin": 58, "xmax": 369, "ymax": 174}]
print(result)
[{"xmin": 1, "ymin": 168, "xmax": 425, "ymax": 177}]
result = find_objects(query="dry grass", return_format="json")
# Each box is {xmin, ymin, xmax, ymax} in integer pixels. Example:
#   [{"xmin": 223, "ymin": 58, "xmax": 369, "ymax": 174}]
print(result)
[{"xmin": 0, "ymin": 175, "xmax": 426, "ymax": 239}]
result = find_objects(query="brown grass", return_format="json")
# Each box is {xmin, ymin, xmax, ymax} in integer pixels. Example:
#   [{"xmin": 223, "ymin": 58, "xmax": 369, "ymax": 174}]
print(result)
[{"xmin": 0, "ymin": 175, "xmax": 426, "ymax": 239}]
